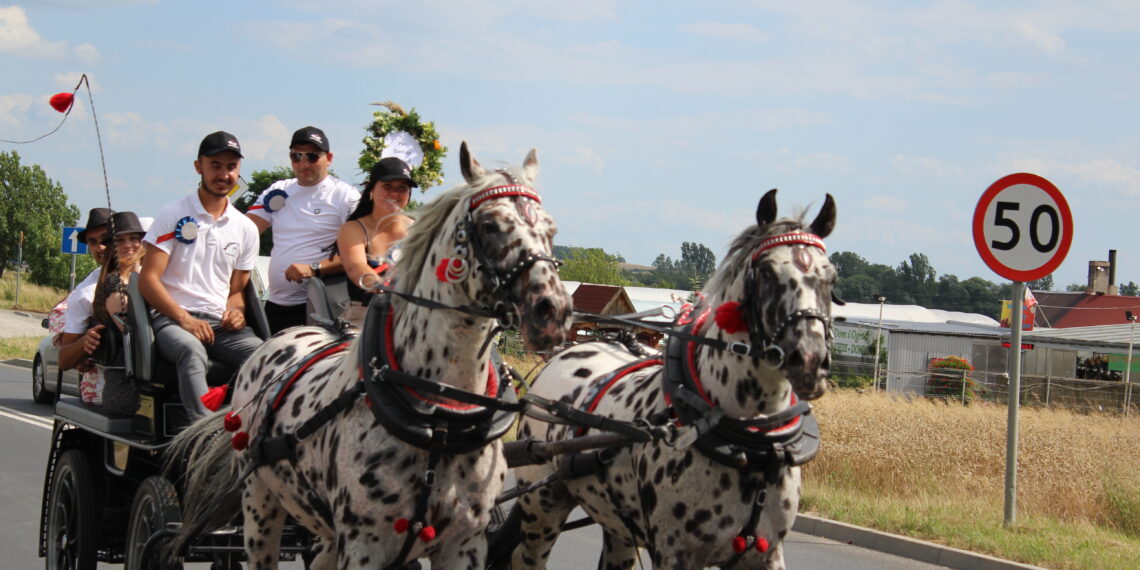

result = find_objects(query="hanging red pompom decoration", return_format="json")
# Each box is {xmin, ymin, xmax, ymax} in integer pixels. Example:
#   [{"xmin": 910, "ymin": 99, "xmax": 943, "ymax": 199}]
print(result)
[
  {"xmin": 756, "ymin": 537, "xmax": 769, "ymax": 552},
  {"xmin": 393, "ymin": 518, "xmax": 409, "ymax": 534},
  {"xmin": 200, "ymin": 385, "xmax": 229, "ymax": 411},
  {"xmin": 231, "ymin": 431, "xmax": 249, "ymax": 451},
  {"xmin": 715, "ymin": 301, "xmax": 748, "ymax": 334},
  {"xmin": 732, "ymin": 535, "xmax": 747, "ymax": 554},
  {"xmin": 49, "ymin": 92, "xmax": 74, "ymax": 113},
  {"xmin": 418, "ymin": 525, "xmax": 436, "ymax": 542},
  {"xmin": 223, "ymin": 411, "xmax": 242, "ymax": 432}
]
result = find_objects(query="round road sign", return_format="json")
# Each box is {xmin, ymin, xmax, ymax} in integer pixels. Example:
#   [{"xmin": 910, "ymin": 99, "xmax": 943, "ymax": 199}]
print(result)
[{"xmin": 972, "ymin": 173, "xmax": 1073, "ymax": 282}]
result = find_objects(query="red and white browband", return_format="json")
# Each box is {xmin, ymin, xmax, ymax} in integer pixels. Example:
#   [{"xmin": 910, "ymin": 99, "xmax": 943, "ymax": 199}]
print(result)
[
  {"xmin": 751, "ymin": 231, "xmax": 826, "ymax": 260},
  {"xmin": 468, "ymin": 185, "xmax": 540, "ymax": 210}
]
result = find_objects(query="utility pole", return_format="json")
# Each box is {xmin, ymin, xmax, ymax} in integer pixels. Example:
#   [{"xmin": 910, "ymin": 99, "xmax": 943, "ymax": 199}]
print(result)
[{"xmin": 873, "ymin": 294, "xmax": 886, "ymax": 391}]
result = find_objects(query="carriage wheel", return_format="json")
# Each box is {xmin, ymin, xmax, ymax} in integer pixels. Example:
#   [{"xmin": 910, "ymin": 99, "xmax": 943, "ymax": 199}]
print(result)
[
  {"xmin": 46, "ymin": 449, "xmax": 97, "ymax": 570},
  {"xmin": 125, "ymin": 476, "xmax": 184, "ymax": 570}
]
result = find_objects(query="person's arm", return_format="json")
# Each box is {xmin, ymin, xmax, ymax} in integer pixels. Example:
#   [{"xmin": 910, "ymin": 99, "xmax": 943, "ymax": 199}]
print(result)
[
  {"xmin": 220, "ymin": 269, "xmax": 250, "ymax": 331},
  {"xmin": 138, "ymin": 243, "xmax": 215, "ymax": 344},
  {"xmin": 58, "ymin": 327, "xmax": 102, "ymax": 371},
  {"xmin": 284, "ymin": 255, "xmax": 345, "ymax": 282},
  {"xmin": 247, "ymin": 214, "xmax": 270, "ymax": 234},
  {"xmin": 336, "ymin": 221, "xmax": 376, "ymax": 291}
]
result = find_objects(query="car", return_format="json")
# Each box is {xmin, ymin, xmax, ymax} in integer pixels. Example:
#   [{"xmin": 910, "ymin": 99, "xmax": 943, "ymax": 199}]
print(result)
[{"xmin": 31, "ymin": 318, "xmax": 81, "ymax": 404}]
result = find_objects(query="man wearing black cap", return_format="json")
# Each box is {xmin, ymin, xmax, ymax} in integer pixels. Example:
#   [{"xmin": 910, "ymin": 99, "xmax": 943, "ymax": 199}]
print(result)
[
  {"xmin": 59, "ymin": 207, "xmax": 114, "ymax": 371},
  {"xmin": 139, "ymin": 131, "xmax": 262, "ymax": 419},
  {"xmin": 247, "ymin": 125, "xmax": 360, "ymax": 333}
]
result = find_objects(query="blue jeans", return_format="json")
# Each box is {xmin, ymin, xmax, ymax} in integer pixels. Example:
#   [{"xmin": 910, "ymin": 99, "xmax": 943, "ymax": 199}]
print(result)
[{"xmin": 151, "ymin": 311, "xmax": 262, "ymax": 419}]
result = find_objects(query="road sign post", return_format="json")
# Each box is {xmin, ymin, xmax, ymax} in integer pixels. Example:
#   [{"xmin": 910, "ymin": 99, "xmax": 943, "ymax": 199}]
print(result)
[{"xmin": 972, "ymin": 173, "xmax": 1072, "ymax": 528}]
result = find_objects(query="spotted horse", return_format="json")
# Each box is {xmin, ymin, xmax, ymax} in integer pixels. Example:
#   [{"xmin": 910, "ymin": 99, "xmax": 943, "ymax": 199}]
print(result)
[
  {"xmin": 509, "ymin": 189, "xmax": 837, "ymax": 569},
  {"xmin": 164, "ymin": 142, "xmax": 573, "ymax": 569}
]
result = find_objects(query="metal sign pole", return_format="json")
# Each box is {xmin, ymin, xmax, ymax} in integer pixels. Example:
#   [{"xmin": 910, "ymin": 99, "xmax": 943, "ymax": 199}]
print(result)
[
  {"xmin": 69, "ymin": 254, "xmax": 77, "ymax": 290},
  {"xmin": 1004, "ymin": 281, "xmax": 1025, "ymax": 527}
]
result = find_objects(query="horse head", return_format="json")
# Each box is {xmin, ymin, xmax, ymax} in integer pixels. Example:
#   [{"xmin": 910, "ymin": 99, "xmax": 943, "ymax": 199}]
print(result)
[
  {"xmin": 398, "ymin": 142, "xmax": 572, "ymax": 352},
  {"xmin": 706, "ymin": 189, "xmax": 836, "ymax": 402}
]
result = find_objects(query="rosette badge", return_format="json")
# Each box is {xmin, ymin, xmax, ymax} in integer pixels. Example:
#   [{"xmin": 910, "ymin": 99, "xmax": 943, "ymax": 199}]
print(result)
[
  {"xmin": 175, "ymin": 216, "xmax": 198, "ymax": 244},
  {"xmin": 264, "ymin": 189, "xmax": 288, "ymax": 213}
]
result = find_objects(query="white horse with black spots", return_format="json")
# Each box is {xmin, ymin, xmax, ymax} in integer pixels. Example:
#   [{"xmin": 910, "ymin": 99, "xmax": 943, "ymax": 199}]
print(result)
[
  {"xmin": 509, "ymin": 189, "xmax": 836, "ymax": 569},
  {"xmin": 166, "ymin": 142, "xmax": 573, "ymax": 569}
]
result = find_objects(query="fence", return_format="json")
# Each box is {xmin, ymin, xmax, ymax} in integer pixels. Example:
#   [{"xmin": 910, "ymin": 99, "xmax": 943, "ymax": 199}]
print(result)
[{"xmin": 831, "ymin": 357, "xmax": 1138, "ymax": 415}]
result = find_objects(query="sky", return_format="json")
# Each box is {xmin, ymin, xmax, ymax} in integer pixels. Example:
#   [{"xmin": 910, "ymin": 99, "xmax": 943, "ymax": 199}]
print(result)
[{"xmin": 3, "ymin": 0, "xmax": 1140, "ymax": 292}]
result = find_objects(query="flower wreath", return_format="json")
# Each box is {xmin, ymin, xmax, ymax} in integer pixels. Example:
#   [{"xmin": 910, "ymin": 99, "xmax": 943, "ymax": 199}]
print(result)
[{"xmin": 359, "ymin": 101, "xmax": 447, "ymax": 192}]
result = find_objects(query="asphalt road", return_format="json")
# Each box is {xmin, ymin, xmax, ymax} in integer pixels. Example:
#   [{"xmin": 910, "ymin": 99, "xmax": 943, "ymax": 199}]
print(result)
[{"xmin": 0, "ymin": 359, "xmax": 947, "ymax": 569}]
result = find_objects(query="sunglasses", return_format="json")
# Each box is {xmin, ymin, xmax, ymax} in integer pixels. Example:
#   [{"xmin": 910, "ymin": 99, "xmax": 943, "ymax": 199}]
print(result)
[{"xmin": 289, "ymin": 152, "xmax": 325, "ymax": 163}]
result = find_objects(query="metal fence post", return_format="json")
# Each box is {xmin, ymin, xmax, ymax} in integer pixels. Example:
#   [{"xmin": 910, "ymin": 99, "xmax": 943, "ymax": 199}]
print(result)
[{"xmin": 961, "ymin": 370, "xmax": 968, "ymax": 404}]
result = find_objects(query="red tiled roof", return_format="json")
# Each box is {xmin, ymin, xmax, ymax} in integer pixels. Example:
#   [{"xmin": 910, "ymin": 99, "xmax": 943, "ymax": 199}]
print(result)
[
  {"xmin": 1033, "ymin": 291, "xmax": 1140, "ymax": 328},
  {"xmin": 572, "ymin": 284, "xmax": 635, "ymax": 315}
]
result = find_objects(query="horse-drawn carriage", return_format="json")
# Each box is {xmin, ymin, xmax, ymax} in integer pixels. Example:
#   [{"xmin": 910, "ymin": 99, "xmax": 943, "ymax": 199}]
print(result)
[{"xmin": 39, "ymin": 142, "xmax": 837, "ymax": 569}]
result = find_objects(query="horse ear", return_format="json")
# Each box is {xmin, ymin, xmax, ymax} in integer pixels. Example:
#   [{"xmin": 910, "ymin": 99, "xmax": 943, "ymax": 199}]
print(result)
[
  {"xmin": 810, "ymin": 194, "xmax": 837, "ymax": 238},
  {"xmin": 460, "ymin": 141, "xmax": 486, "ymax": 183},
  {"xmin": 756, "ymin": 189, "xmax": 778, "ymax": 226},
  {"xmin": 522, "ymin": 149, "xmax": 539, "ymax": 182}
]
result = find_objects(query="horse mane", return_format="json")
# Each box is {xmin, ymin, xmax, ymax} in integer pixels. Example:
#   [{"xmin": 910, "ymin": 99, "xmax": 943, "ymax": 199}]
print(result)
[
  {"xmin": 395, "ymin": 163, "xmax": 535, "ymax": 295},
  {"xmin": 701, "ymin": 214, "xmax": 806, "ymax": 303}
]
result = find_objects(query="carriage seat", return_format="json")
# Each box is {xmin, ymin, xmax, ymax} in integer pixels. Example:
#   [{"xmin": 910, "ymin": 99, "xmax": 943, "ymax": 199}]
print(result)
[
  {"xmin": 55, "ymin": 396, "xmax": 135, "ymax": 435},
  {"xmin": 306, "ymin": 275, "xmax": 351, "ymax": 327},
  {"xmin": 125, "ymin": 274, "xmax": 271, "ymax": 396}
]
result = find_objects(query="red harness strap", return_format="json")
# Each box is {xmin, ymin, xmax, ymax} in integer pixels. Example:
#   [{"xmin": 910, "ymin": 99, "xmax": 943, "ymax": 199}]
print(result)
[
  {"xmin": 271, "ymin": 341, "xmax": 353, "ymax": 410},
  {"xmin": 574, "ymin": 358, "xmax": 663, "ymax": 436}
]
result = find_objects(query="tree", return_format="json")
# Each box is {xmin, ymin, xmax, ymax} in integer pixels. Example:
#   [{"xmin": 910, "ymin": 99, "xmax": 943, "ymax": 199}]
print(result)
[
  {"xmin": 1121, "ymin": 281, "xmax": 1139, "ymax": 296},
  {"xmin": 0, "ymin": 151, "xmax": 84, "ymax": 289},
  {"xmin": 679, "ymin": 242, "xmax": 716, "ymax": 277},
  {"xmin": 1027, "ymin": 274, "xmax": 1054, "ymax": 292},
  {"xmin": 1065, "ymin": 282, "xmax": 1087, "ymax": 292},
  {"xmin": 558, "ymin": 247, "xmax": 629, "ymax": 286},
  {"xmin": 830, "ymin": 251, "xmax": 870, "ymax": 280},
  {"xmin": 233, "ymin": 166, "xmax": 297, "ymax": 256}
]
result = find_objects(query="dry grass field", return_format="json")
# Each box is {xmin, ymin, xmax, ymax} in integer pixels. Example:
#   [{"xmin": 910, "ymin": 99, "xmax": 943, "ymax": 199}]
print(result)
[{"xmin": 803, "ymin": 389, "xmax": 1140, "ymax": 569}]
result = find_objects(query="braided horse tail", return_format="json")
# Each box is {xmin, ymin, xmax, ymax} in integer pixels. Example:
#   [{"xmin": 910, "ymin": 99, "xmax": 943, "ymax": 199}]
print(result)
[{"xmin": 162, "ymin": 409, "xmax": 242, "ymax": 560}]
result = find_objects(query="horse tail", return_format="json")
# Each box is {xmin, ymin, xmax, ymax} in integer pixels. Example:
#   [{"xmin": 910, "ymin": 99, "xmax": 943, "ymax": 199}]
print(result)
[{"xmin": 162, "ymin": 409, "xmax": 243, "ymax": 559}]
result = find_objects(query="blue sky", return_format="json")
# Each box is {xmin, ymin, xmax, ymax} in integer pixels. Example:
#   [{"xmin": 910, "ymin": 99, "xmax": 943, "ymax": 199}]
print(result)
[{"xmin": 3, "ymin": 1, "xmax": 1140, "ymax": 291}]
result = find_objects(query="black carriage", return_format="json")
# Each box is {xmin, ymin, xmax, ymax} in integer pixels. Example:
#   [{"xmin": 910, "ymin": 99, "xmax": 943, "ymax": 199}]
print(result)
[{"xmin": 37, "ymin": 277, "xmax": 313, "ymax": 569}]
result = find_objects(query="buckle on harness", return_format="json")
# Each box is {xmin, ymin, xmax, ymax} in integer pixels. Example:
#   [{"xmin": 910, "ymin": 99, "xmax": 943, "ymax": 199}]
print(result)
[{"xmin": 729, "ymin": 341, "xmax": 751, "ymax": 356}]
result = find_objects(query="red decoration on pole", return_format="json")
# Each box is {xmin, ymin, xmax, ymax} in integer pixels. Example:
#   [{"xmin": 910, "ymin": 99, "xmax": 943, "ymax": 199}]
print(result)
[
  {"xmin": 49, "ymin": 92, "xmax": 74, "ymax": 113},
  {"xmin": 224, "ymin": 411, "xmax": 242, "ymax": 432},
  {"xmin": 201, "ymin": 385, "xmax": 229, "ymax": 411},
  {"xmin": 231, "ymin": 431, "xmax": 249, "ymax": 450}
]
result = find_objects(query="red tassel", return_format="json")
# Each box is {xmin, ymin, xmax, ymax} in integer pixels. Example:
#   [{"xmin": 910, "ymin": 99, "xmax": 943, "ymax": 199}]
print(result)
[
  {"xmin": 393, "ymin": 518, "xmax": 409, "ymax": 534},
  {"xmin": 435, "ymin": 258, "xmax": 451, "ymax": 282},
  {"xmin": 756, "ymin": 537, "xmax": 769, "ymax": 552},
  {"xmin": 223, "ymin": 412, "xmax": 242, "ymax": 432},
  {"xmin": 418, "ymin": 525, "xmax": 436, "ymax": 542},
  {"xmin": 732, "ymin": 535, "xmax": 747, "ymax": 554},
  {"xmin": 201, "ymin": 385, "xmax": 229, "ymax": 411},
  {"xmin": 231, "ymin": 431, "xmax": 249, "ymax": 451},
  {"xmin": 49, "ymin": 92, "xmax": 74, "ymax": 113},
  {"xmin": 715, "ymin": 301, "xmax": 749, "ymax": 334}
]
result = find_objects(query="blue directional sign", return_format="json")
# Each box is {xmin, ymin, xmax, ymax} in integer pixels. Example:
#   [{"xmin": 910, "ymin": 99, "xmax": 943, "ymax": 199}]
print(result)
[{"xmin": 61, "ymin": 226, "xmax": 87, "ymax": 255}]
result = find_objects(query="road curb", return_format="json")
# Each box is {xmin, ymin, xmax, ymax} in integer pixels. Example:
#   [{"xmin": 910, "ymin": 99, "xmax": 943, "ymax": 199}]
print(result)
[
  {"xmin": 3, "ymin": 358, "xmax": 33, "ymax": 369},
  {"xmin": 793, "ymin": 514, "xmax": 1045, "ymax": 569}
]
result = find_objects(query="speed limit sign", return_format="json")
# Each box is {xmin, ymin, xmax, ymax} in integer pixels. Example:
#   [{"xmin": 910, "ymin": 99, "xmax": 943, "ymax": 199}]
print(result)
[{"xmin": 973, "ymin": 173, "xmax": 1073, "ymax": 282}]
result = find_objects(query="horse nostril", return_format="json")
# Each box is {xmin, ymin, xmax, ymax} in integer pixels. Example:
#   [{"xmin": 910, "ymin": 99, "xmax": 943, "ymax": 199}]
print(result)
[
  {"xmin": 534, "ymin": 296, "xmax": 555, "ymax": 320},
  {"xmin": 784, "ymin": 350, "xmax": 804, "ymax": 370}
]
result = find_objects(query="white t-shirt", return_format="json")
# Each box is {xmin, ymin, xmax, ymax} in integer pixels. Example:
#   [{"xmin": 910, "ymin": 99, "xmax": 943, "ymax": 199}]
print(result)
[
  {"xmin": 247, "ymin": 176, "xmax": 360, "ymax": 306},
  {"xmin": 62, "ymin": 267, "xmax": 101, "ymax": 335},
  {"xmin": 144, "ymin": 192, "xmax": 259, "ymax": 319}
]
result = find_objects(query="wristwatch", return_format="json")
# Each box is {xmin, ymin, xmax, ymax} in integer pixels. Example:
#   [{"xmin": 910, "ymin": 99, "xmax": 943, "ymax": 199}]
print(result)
[{"xmin": 310, "ymin": 261, "xmax": 321, "ymax": 277}]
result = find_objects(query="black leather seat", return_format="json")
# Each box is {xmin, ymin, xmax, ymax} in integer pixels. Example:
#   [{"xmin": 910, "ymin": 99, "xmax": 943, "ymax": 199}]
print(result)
[{"xmin": 306, "ymin": 275, "xmax": 350, "ymax": 326}]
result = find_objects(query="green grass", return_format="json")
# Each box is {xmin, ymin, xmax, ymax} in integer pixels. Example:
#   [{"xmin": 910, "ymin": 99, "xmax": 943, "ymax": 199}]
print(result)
[
  {"xmin": 0, "ymin": 273, "xmax": 67, "ymax": 313},
  {"xmin": 0, "ymin": 336, "xmax": 42, "ymax": 361}
]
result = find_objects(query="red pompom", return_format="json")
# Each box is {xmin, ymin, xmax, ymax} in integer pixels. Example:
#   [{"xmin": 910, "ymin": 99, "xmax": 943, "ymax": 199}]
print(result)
[
  {"xmin": 393, "ymin": 518, "xmax": 409, "ymax": 534},
  {"xmin": 756, "ymin": 537, "xmax": 769, "ymax": 553},
  {"xmin": 732, "ymin": 535, "xmax": 747, "ymax": 554},
  {"xmin": 49, "ymin": 92, "xmax": 74, "ymax": 113},
  {"xmin": 418, "ymin": 525, "xmax": 436, "ymax": 542},
  {"xmin": 200, "ymin": 385, "xmax": 229, "ymax": 411},
  {"xmin": 223, "ymin": 412, "xmax": 242, "ymax": 432},
  {"xmin": 231, "ymin": 431, "xmax": 249, "ymax": 451},
  {"xmin": 436, "ymin": 258, "xmax": 451, "ymax": 282},
  {"xmin": 715, "ymin": 301, "xmax": 748, "ymax": 334}
]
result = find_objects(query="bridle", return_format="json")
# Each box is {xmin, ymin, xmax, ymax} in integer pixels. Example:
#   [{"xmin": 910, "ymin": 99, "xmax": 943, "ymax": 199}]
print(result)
[{"xmin": 741, "ymin": 231, "xmax": 833, "ymax": 369}]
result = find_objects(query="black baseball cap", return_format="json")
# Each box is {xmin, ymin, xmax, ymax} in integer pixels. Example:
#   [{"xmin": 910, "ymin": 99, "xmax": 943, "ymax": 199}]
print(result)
[
  {"xmin": 369, "ymin": 157, "xmax": 417, "ymax": 187},
  {"xmin": 198, "ymin": 131, "xmax": 243, "ymax": 158},
  {"xmin": 77, "ymin": 207, "xmax": 113, "ymax": 243},
  {"xmin": 290, "ymin": 126, "xmax": 330, "ymax": 152}
]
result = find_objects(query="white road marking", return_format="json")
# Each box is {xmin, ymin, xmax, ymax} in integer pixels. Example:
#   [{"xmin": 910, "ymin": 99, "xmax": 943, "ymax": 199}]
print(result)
[{"xmin": 0, "ymin": 406, "xmax": 53, "ymax": 430}]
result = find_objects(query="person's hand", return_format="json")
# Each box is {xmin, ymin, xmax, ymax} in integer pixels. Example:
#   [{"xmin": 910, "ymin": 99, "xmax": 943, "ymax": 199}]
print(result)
[
  {"xmin": 285, "ymin": 262, "xmax": 311, "ymax": 283},
  {"xmin": 221, "ymin": 308, "xmax": 245, "ymax": 331},
  {"xmin": 82, "ymin": 324, "xmax": 104, "ymax": 356},
  {"xmin": 179, "ymin": 313, "xmax": 214, "ymax": 344},
  {"xmin": 377, "ymin": 198, "xmax": 402, "ymax": 217}
]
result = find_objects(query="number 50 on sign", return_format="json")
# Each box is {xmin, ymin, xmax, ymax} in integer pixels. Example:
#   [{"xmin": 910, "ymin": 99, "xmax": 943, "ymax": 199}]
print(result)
[{"xmin": 972, "ymin": 173, "xmax": 1073, "ymax": 283}]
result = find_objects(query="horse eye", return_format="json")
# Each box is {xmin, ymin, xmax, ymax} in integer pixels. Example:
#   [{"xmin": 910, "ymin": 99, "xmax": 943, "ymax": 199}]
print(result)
[{"xmin": 481, "ymin": 221, "xmax": 499, "ymax": 234}]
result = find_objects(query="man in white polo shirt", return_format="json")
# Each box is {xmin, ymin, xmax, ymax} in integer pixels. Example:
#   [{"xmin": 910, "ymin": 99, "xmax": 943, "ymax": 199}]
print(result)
[
  {"xmin": 247, "ymin": 125, "xmax": 360, "ymax": 333},
  {"xmin": 139, "ymin": 131, "xmax": 262, "ymax": 419}
]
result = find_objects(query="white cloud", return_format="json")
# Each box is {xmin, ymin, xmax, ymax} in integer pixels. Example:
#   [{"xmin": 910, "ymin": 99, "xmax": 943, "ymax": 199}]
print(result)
[
  {"xmin": 659, "ymin": 199, "xmax": 752, "ymax": 235},
  {"xmin": 0, "ymin": 6, "xmax": 99, "ymax": 60},
  {"xmin": 73, "ymin": 43, "xmax": 100, "ymax": 63},
  {"xmin": 0, "ymin": 94, "xmax": 33, "ymax": 127},
  {"xmin": 891, "ymin": 155, "xmax": 966, "ymax": 178},
  {"xmin": 564, "ymin": 146, "xmax": 605, "ymax": 173},
  {"xmin": 680, "ymin": 22, "xmax": 768, "ymax": 43},
  {"xmin": 862, "ymin": 196, "xmax": 907, "ymax": 212}
]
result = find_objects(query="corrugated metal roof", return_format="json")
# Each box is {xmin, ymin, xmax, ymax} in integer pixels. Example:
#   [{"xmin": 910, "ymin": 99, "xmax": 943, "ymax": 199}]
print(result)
[{"xmin": 840, "ymin": 317, "xmax": 1006, "ymax": 338}]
